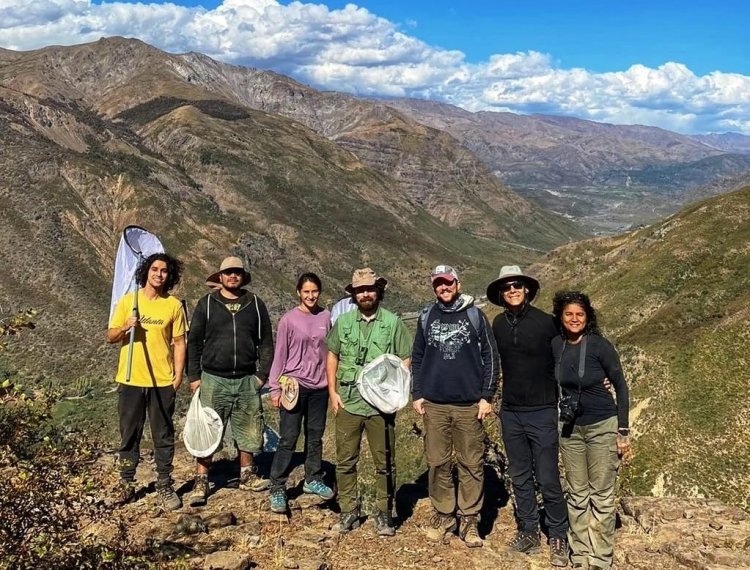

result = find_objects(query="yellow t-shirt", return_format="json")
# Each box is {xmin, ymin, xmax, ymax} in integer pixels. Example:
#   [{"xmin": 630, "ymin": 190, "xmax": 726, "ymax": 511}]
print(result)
[{"xmin": 110, "ymin": 290, "xmax": 187, "ymax": 387}]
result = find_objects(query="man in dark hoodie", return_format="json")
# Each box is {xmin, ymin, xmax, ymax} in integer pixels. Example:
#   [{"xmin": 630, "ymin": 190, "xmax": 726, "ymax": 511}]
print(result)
[
  {"xmin": 486, "ymin": 265, "xmax": 569, "ymax": 567},
  {"xmin": 186, "ymin": 256, "xmax": 274, "ymax": 506},
  {"xmin": 412, "ymin": 265, "xmax": 498, "ymax": 548}
]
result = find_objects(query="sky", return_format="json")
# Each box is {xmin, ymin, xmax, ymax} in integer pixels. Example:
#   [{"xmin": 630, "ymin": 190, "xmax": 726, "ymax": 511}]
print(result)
[{"xmin": 1, "ymin": 0, "xmax": 749, "ymax": 134}]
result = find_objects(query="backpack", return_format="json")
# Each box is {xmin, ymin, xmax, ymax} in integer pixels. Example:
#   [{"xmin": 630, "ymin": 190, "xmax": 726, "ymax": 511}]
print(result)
[{"xmin": 419, "ymin": 303, "xmax": 483, "ymax": 340}]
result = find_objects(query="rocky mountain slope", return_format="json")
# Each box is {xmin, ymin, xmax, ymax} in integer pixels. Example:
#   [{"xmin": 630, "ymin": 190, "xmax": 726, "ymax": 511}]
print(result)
[
  {"xmin": 0, "ymin": 37, "xmax": 582, "ymax": 386},
  {"xmin": 85, "ymin": 442, "xmax": 749, "ymax": 570},
  {"xmin": 691, "ymin": 132, "xmax": 750, "ymax": 154},
  {"xmin": 384, "ymin": 98, "xmax": 750, "ymax": 233},
  {"xmin": 518, "ymin": 185, "xmax": 750, "ymax": 508}
]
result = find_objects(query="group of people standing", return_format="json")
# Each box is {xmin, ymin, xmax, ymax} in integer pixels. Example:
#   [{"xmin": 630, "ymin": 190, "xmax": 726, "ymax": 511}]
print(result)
[{"xmin": 107, "ymin": 254, "xmax": 630, "ymax": 570}]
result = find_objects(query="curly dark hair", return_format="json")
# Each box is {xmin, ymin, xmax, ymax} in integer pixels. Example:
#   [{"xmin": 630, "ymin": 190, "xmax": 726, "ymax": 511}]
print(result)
[
  {"xmin": 136, "ymin": 253, "xmax": 183, "ymax": 292},
  {"xmin": 552, "ymin": 291, "xmax": 600, "ymax": 336}
]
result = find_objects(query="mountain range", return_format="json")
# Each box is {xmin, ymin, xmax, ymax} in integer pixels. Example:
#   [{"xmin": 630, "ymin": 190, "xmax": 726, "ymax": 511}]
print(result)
[
  {"xmin": 0, "ymin": 37, "xmax": 580, "ymax": 384},
  {"xmin": 385, "ymin": 98, "xmax": 750, "ymax": 233}
]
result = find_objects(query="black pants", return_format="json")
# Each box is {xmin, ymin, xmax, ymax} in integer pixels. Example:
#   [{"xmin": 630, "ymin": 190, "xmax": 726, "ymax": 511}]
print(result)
[
  {"xmin": 501, "ymin": 406, "xmax": 569, "ymax": 539},
  {"xmin": 118, "ymin": 384, "xmax": 176, "ymax": 482},
  {"xmin": 269, "ymin": 386, "xmax": 329, "ymax": 490}
]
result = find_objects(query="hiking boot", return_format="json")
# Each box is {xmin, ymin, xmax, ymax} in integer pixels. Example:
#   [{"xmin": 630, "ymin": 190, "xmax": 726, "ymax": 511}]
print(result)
[
  {"xmin": 115, "ymin": 479, "xmax": 136, "ymax": 505},
  {"xmin": 332, "ymin": 509, "xmax": 361, "ymax": 534},
  {"xmin": 239, "ymin": 466, "xmax": 271, "ymax": 492},
  {"xmin": 509, "ymin": 530, "xmax": 541, "ymax": 554},
  {"xmin": 425, "ymin": 511, "xmax": 457, "ymax": 542},
  {"xmin": 189, "ymin": 475, "xmax": 209, "ymax": 507},
  {"xmin": 156, "ymin": 479, "xmax": 182, "ymax": 511},
  {"xmin": 373, "ymin": 510, "xmax": 396, "ymax": 537},
  {"xmin": 269, "ymin": 488, "xmax": 288, "ymax": 513},
  {"xmin": 302, "ymin": 479, "xmax": 335, "ymax": 500},
  {"xmin": 459, "ymin": 515, "xmax": 483, "ymax": 548},
  {"xmin": 549, "ymin": 537, "xmax": 569, "ymax": 567}
]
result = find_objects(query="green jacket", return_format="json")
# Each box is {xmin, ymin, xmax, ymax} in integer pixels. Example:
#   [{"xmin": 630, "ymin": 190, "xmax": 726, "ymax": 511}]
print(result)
[{"xmin": 331, "ymin": 307, "xmax": 406, "ymax": 416}]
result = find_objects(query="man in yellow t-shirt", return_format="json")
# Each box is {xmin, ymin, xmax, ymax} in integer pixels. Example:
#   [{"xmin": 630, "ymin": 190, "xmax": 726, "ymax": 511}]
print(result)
[{"xmin": 107, "ymin": 253, "xmax": 187, "ymax": 510}]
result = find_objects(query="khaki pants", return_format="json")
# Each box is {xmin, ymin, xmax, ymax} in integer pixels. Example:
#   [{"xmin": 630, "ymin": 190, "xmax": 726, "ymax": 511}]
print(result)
[
  {"xmin": 424, "ymin": 401, "xmax": 484, "ymax": 517},
  {"xmin": 560, "ymin": 416, "xmax": 620, "ymax": 570},
  {"xmin": 335, "ymin": 408, "xmax": 396, "ymax": 514}
]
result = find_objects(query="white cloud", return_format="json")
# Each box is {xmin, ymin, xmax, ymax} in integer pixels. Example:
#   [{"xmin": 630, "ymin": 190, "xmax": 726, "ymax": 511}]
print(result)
[{"xmin": 1, "ymin": 0, "xmax": 749, "ymax": 134}]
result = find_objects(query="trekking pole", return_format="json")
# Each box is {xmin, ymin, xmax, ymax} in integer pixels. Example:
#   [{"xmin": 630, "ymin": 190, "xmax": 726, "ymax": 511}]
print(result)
[
  {"xmin": 384, "ymin": 414, "xmax": 395, "ymax": 517},
  {"xmin": 125, "ymin": 269, "xmax": 140, "ymax": 383}
]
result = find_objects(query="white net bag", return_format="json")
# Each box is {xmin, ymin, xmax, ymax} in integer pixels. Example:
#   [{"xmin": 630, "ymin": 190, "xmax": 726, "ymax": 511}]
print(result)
[
  {"xmin": 183, "ymin": 388, "xmax": 223, "ymax": 458},
  {"xmin": 356, "ymin": 353, "xmax": 411, "ymax": 414}
]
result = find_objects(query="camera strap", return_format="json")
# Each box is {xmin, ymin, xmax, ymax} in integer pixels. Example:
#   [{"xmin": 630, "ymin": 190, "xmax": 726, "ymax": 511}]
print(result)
[{"xmin": 555, "ymin": 335, "xmax": 587, "ymax": 396}]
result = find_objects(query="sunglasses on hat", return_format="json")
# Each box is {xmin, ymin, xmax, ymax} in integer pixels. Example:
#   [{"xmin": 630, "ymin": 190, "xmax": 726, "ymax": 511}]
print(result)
[{"xmin": 500, "ymin": 280, "xmax": 525, "ymax": 293}]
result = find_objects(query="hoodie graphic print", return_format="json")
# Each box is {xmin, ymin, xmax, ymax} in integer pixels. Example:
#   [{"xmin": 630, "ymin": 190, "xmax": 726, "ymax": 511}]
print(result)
[{"xmin": 427, "ymin": 318, "xmax": 472, "ymax": 360}]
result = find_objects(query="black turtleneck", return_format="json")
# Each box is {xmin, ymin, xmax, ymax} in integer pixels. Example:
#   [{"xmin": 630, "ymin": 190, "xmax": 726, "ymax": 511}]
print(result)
[{"xmin": 491, "ymin": 304, "xmax": 559, "ymax": 410}]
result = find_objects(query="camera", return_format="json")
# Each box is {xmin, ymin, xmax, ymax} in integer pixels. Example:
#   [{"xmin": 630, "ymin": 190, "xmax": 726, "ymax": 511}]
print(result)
[{"xmin": 559, "ymin": 393, "xmax": 581, "ymax": 425}]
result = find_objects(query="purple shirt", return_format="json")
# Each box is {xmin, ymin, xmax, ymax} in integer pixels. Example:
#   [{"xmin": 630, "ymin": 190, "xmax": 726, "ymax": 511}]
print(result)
[{"xmin": 269, "ymin": 306, "xmax": 331, "ymax": 394}]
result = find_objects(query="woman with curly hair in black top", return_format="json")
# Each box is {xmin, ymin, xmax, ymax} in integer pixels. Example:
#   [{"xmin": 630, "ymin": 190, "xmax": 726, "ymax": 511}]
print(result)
[{"xmin": 552, "ymin": 291, "xmax": 630, "ymax": 570}]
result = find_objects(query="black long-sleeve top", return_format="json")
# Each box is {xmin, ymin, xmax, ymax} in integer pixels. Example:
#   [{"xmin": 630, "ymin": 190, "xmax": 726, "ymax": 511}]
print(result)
[
  {"xmin": 411, "ymin": 296, "xmax": 499, "ymax": 404},
  {"xmin": 492, "ymin": 305, "xmax": 559, "ymax": 410},
  {"xmin": 187, "ymin": 290, "xmax": 274, "ymax": 381},
  {"xmin": 552, "ymin": 334, "xmax": 629, "ymax": 429}
]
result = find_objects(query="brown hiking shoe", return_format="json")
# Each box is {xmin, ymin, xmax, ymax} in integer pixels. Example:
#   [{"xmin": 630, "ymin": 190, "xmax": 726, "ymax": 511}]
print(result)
[
  {"xmin": 189, "ymin": 475, "xmax": 209, "ymax": 507},
  {"xmin": 509, "ymin": 530, "xmax": 541, "ymax": 554},
  {"xmin": 459, "ymin": 515, "xmax": 483, "ymax": 548},
  {"xmin": 239, "ymin": 466, "xmax": 270, "ymax": 492},
  {"xmin": 114, "ymin": 479, "xmax": 136, "ymax": 505},
  {"xmin": 425, "ymin": 511, "xmax": 457, "ymax": 542},
  {"xmin": 549, "ymin": 537, "xmax": 569, "ymax": 567}
]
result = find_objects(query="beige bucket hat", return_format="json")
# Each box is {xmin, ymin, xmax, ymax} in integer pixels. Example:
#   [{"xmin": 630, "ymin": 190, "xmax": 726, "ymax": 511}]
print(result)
[
  {"xmin": 344, "ymin": 267, "xmax": 388, "ymax": 294},
  {"xmin": 486, "ymin": 265, "xmax": 540, "ymax": 305},
  {"xmin": 206, "ymin": 256, "xmax": 251, "ymax": 287}
]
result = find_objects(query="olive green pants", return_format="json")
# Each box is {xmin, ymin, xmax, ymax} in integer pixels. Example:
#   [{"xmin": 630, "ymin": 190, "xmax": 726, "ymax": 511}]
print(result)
[
  {"xmin": 335, "ymin": 408, "xmax": 396, "ymax": 514},
  {"xmin": 423, "ymin": 401, "xmax": 485, "ymax": 516},
  {"xmin": 199, "ymin": 372, "xmax": 264, "ymax": 454},
  {"xmin": 560, "ymin": 416, "xmax": 620, "ymax": 570}
]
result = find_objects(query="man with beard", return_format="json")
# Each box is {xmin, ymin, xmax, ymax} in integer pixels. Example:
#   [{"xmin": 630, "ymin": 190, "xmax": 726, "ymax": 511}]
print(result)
[
  {"xmin": 326, "ymin": 268, "xmax": 412, "ymax": 536},
  {"xmin": 186, "ymin": 257, "xmax": 274, "ymax": 506},
  {"xmin": 486, "ymin": 266, "xmax": 569, "ymax": 567},
  {"xmin": 411, "ymin": 265, "xmax": 498, "ymax": 548}
]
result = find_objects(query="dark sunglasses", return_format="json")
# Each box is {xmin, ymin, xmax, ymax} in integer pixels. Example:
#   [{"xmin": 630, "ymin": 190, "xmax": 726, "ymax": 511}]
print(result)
[
  {"xmin": 500, "ymin": 281, "xmax": 525, "ymax": 293},
  {"xmin": 221, "ymin": 268, "xmax": 244, "ymax": 276}
]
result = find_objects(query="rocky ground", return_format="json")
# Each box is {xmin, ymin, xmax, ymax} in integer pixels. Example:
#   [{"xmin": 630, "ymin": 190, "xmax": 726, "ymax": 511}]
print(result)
[{"xmin": 90, "ymin": 445, "xmax": 750, "ymax": 569}]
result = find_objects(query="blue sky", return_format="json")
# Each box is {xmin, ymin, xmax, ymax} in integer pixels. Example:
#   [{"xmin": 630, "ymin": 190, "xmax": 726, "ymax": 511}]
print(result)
[
  {"xmin": 3, "ymin": 0, "xmax": 750, "ymax": 134},
  {"xmin": 322, "ymin": 0, "xmax": 750, "ymax": 75}
]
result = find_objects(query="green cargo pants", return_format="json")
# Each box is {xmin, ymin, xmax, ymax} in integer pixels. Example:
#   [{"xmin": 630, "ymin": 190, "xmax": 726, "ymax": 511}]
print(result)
[
  {"xmin": 335, "ymin": 408, "xmax": 396, "ymax": 514},
  {"xmin": 560, "ymin": 415, "xmax": 620, "ymax": 570}
]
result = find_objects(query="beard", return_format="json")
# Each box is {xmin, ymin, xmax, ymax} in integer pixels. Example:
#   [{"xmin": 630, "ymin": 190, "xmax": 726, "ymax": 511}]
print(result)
[{"xmin": 356, "ymin": 297, "xmax": 378, "ymax": 311}]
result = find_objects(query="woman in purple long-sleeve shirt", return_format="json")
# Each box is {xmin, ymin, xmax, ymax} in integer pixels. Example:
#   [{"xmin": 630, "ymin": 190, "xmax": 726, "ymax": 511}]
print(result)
[{"xmin": 267, "ymin": 273, "xmax": 334, "ymax": 513}]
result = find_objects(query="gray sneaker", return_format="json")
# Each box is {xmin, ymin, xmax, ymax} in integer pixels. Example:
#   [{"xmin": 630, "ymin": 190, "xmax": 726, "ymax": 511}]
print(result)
[
  {"xmin": 156, "ymin": 480, "xmax": 182, "ymax": 511},
  {"xmin": 189, "ymin": 475, "xmax": 209, "ymax": 507},
  {"xmin": 332, "ymin": 509, "xmax": 361, "ymax": 534},
  {"xmin": 509, "ymin": 530, "xmax": 541, "ymax": 554},
  {"xmin": 373, "ymin": 510, "xmax": 395, "ymax": 537}
]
